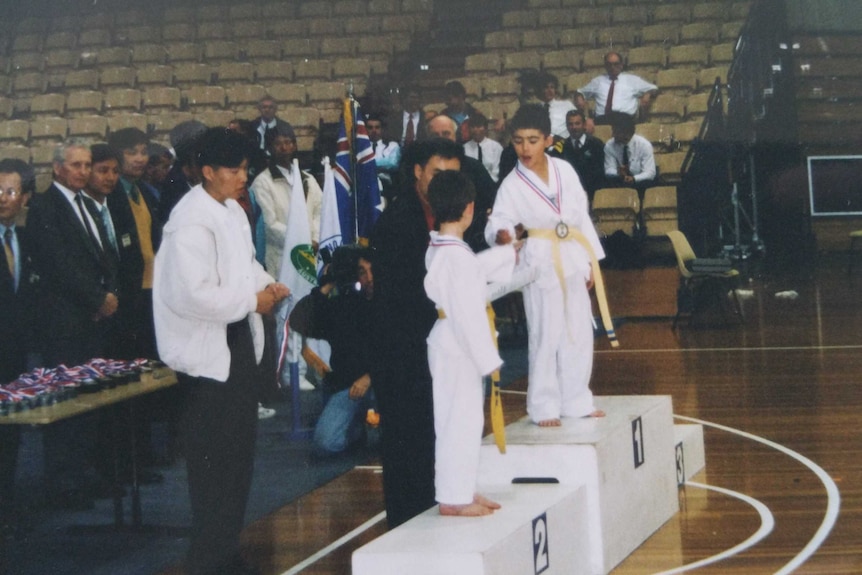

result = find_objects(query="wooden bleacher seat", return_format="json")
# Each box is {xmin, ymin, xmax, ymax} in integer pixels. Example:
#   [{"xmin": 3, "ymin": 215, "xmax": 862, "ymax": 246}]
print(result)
[
  {"xmin": 143, "ymin": 86, "xmax": 182, "ymax": 114},
  {"xmin": 321, "ymin": 37, "xmax": 357, "ymax": 58},
  {"xmin": 196, "ymin": 4, "xmax": 230, "ymax": 23},
  {"xmin": 10, "ymin": 52, "xmax": 44, "ymax": 73},
  {"xmin": 136, "ymin": 64, "xmax": 174, "ymax": 88},
  {"xmin": 30, "ymin": 93, "xmax": 66, "ymax": 118},
  {"xmin": 679, "ymin": 22, "xmax": 720, "ymax": 45},
  {"xmin": 107, "ymin": 113, "xmax": 148, "ymax": 134},
  {"xmin": 332, "ymin": 58, "xmax": 372, "ymax": 81},
  {"xmin": 104, "ymin": 88, "xmax": 142, "ymax": 115},
  {"xmin": 114, "ymin": 24, "xmax": 159, "ymax": 45},
  {"xmin": 67, "ymin": 115, "xmax": 108, "ymax": 139},
  {"xmin": 344, "ymin": 15, "xmax": 381, "ymax": 35},
  {"xmin": 197, "ymin": 22, "xmax": 231, "ymax": 42},
  {"xmin": 172, "ymin": 63, "xmax": 214, "ymax": 88},
  {"xmin": 335, "ymin": 0, "xmax": 366, "ymax": 16},
  {"xmin": 368, "ymin": 0, "xmax": 400, "ymax": 14},
  {"xmin": 651, "ymin": 4, "xmax": 691, "ymax": 24},
  {"xmin": 294, "ymin": 59, "xmax": 332, "ymax": 82},
  {"xmin": 502, "ymin": 51, "xmax": 541, "ymax": 74},
  {"xmin": 596, "ymin": 25, "xmax": 637, "ymax": 50},
  {"xmin": 639, "ymin": 23, "xmax": 680, "ymax": 46},
  {"xmin": 465, "ymin": 53, "xmax": 501, "ymax": 76},
  {"xmin": 11, "ymin": 34, "xmax": 42, "ymax": 53},
  {"xmin": 29, "ymin": 117, "xmax": 67, "ymax": 143},
  {"xmin": 542, "ymin": 50, "xmax": 581, "ymax": 76},
  {"xmin": 559, "ymin": 28, "xmax": 596, "ymax": 50},
  {"xmin": 215, "ymin": 62, "xmax": 255, "ymax": 86},
  {"xmin": 99, "ymin": 66, "xmax": 136, "ymax": 90},
  {"xmin": 147, "ymin": 111, "xmax": 194, "ymax": 141},
  {"xmin": 521, "ymin": 29, "xmax": 559, "ymax": 51},
  {"xmin": 300, "ymin": 2, "xmax": 331, "ymax": 18},
  {"xmin": 183, "ymin": 85, "xmax": 226, "ymax": 111},
  {"xmin": 485, "ymin": 30, "xmax": 522, "ymax": 52},
  {"xmin": 229, "ymin": 3, "xmax": 262, "ymax": 21},
  {"xmin": 710, "ymin": 42, "xmax": 737, "ymax": 66},
  {"xmin": 575, "ymin": 7, "xmax": 610, "ymax": 26},
  {"xmin": 0, "ymin": 120, "xmax": 30, "ymax": 146},
  {"xmin": 482, "ymin": 74, "xmax": 520, "ymax": 102},
  {"xmin": 78, "ymin": 29, "xmax": 111, "ymax": 48},
  {"xmin": 655, "ymin": 151, "xmax": 688, "ymax": 183},
  {"xmin": 282, "ymin": 38, "xmax": 320, "ymax": 59},
  {"xmin": 696, "ymin": 66, "xmax": 728, "ymax": 91},
  {"xmin": 501, "ymin": 10, "xmax": 537, "ymax": 30},
  {"xmin": 656, "ymin": 68, "xmax": 698, "ymax": 94},
  {"xmin": 225, "ymin": 84, "xmax": 268, "ymax": 114},
  {"xmin": 166, "ymin": 42, "xmax": 203, "ymax": 64},
  {"xmin": 132, "ymin": 44, "xmax": 168, "ymax": 66},
  {"xmin": 626, "ymin": 45, "xmax": 667, "ymax": 72},
  {"xmin": 204, "ymin": 41, "xmax": 239, "ymax": 64},
  {"xmin": 162, "ymin": 23, "xmax": 196, "ymax": 43},
  {"xmin": 267, "ymin": 83, "xmax": 309, "ymax": 108},
  {"xmin": 649, "ymin": 94, "xmax": 686, "ymax": 122},
  {"xmin": 592, "ymin": 187, "xmax": 640, "ymax": 236},
  {"xmin": 255, "ymin": 61, "xmax": 294, "ymax": 85},
  {"xmin": 0, "ymin": 145, "xmax": 30, "ymax": 163},
  {"xmin": 65, "ymin": 90, "xmax": 103, "ymax": 117},
  {"xmin": 162, "ymin": 7, "xmax": 195, "ymax": 24},
  {"xmin": 538, "ymin": 8, "xmax": 575, "ymax": 28},
  {"xmin": 195, "ymin": 109, "xmax": 236, "ymax": 128},
  {"xmin": 95, "ymin": 47, "xmax": 133, "ymax": 68},
  {"xmin": 668, "ymin": 44, "xmax": 710, "ymax": 69},
  {"xmin": 611, "ymin": 5, "xmax": 649, "ymax": 25},
  {"xmin": 308, "ymin": 18, "xmax": 343, "ymax": 37},
  {"xmin": 691, "ymin": 1, "xmax": 730, "ymax": 22},
  {"xmin": 642, "ymin": 186, "xmax": 678, "ymax": 237}
]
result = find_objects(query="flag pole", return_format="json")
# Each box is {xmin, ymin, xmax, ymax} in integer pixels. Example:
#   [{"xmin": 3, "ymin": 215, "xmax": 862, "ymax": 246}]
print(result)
[{"xmin": 347, "ymin": 84, "xmax": 360, "ymax": 244}]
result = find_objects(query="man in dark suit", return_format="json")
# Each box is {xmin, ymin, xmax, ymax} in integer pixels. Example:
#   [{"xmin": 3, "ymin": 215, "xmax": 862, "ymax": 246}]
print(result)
[
  {"xmin": 27, "ymin": 140, "xmax": 119, "ymax": 508},
  {"xmin": 552, "ymin": 109, "xmax": 606, "ymax": 203},
  {"xmin": 426, "ymin": 115, "xmax": 497, "ymax": 251},
  {"xmin": 386, "ymin": 86, "xmax": 426, "ymax": 147},
  {"xmin": 0, "ymin": 158, "xmax": 37, "ymax": 534},
  {"xmin": 253, "ymin": 95, "xmax": 295, "ymax": 153},
  {"xmin": 107, "ymin": 128, "xmax": 162, "ymax": 361}
]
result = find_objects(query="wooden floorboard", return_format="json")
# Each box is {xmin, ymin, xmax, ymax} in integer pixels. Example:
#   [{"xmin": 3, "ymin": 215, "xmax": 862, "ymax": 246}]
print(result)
[{"xmin": 161, "ymin": 253, "xmax": 862, "ymax": 574}]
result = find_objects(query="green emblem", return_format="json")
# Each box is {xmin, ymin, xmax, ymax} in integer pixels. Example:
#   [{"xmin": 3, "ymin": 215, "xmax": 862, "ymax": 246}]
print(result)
[{"xmin": 290, "ymin": 244, "xmax": 317, "ymax": 284}]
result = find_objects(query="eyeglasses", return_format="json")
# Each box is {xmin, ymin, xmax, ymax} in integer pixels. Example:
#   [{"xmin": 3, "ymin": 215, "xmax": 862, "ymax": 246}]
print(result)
[{"xmin": 0, "ymin": 188, "xmax": 22, "ymax": 199}]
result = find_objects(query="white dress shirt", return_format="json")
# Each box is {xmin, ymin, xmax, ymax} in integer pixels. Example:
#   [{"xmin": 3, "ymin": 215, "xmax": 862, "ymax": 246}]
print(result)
[
  {"xmin": 464, "ymin": 137, "xmax": 504, "ymax": 182},
  {"xmin": 579, "ymin": 73, "xmax": 658, "ymax": 118},
  {"xmin": 604, "ymin": 134, "xmax": 656, "ymax": 182}
]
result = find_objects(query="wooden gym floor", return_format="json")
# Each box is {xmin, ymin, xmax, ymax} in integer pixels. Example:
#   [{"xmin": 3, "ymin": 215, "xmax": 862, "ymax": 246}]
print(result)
[{"xmin": 161, "ymin": 251, "xmax": 862, "ymax": 574}]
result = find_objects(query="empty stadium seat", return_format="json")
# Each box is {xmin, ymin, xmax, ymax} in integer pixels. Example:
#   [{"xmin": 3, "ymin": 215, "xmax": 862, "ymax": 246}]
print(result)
[
  {"xmin": 67, "ymin": 115, "xmax": 108, "ymax": 139},
  {"xmin": 99, "ymin": 66, "xmax": 137, "ymax": 89},
  {"xmin": 225, "ymin": 84, "xmax": 269, "ymax": 112},
  {"xmin": 204, "ymin": 41, "xmax": 240, "ymax": 64},
  {"xmin": 332, "ymin": 58, "xmax": 372, "ymax": 80},
  {"xmin": 344, "ymin": 16, "xmax": 381, "ymax": 35},
  {"xmin": 11, "ymin": 34, "xmax": 42, "ymax": 53},
  {"xmin": 282, "ymin": 38, "xmax": 320, "ymax": 59},
  {"xmin": 697, "ymin": 67, "xmax": 728, "ymax": 91},
  {"xmin": 30, "ymin": 93, "xmax": 66, "ymax": 117},
  {"xmin": 162, "ymin": 23, "xmax": 196, "ymax": 43},
  {"xmin": 197, "ymin": 22, "xmax": 231, "ymax": 42},
  {"xmin": 482, "ymin": 74, "xmax": 520, "ymax": 102},
  {"xmin": 196, "ymin": 4, "xmax": 230, "ymax": 22},
  {"xmin": 655, "ymin": 151, "xmax": 688, "ymax": 182},
  {"xmin": 627, "ymin": 45, "xmax": 667, "ymax": 71},
  {"xmin": 294, "ymin": 59, "xmax": 332, "ymax": 81},
  {"xmin": 542, "ymin": 50, "xmax": 581, "ymax": 76},
  {"xmin": 229, "ymin": 3, "xmax": 262, "ymax": 21},
  {"xmin": 335, "ymin": 0, "xmax": 366, "ymax": 16},
  {"xmin": 485, "ymin": 30, "xmax": 522, "ymax": 52},
  {"xmin": 172, "ymin": 63, "xmax": 214, "ymax": 88},
  {"xmin": 308, "ymin": 18, "xmax": 343, "ymax": 37},
  {"xmin": 104, "ymin": 88, "xmax": 142, "ymax": 115},
  {"xmin": 0, "ymin": 145, "xmax": 30, "ymax": 163},
  {"xmin": 502, "ymin": 10, "xmax": 538, "ymax": 29},
  {"xmin": 29, "ymin": 117, "xmax": 68, "ymax": 142},
  {"xmin": 62, "ymin": 69, "xmax": 99, "ymax": 92},
  {"xmin": 597, "ymin": 26, "xmax": 637, "ymax": 50},
  {"xmin": 0, "ymin": 120, "xmax": 30, "ymax": 145},
  {"xmin": 641, "ymin": 186, "xmax": 678, "ymax": 236},
  {"xmin": 300, "ymin": 2, "xmax": 331, "ymax": 18},
  {"xmin": 78, "ymin": 29, "xmax": 111, "ymax": 48},
  {"xmin": 267, "ymin": 83, "xmax": 309, "ymax": 107},
  {"xmin": 651, "ymin": 4, "xmax": 690, "ymax": 24},
  {"xmin": 216, "ymin": 62, "xmax": 256, "ymax": 85},
  {"xmin": 321, "ymin": 37, "xmax": 357, "ymax": 58},
  {"xmin": 114, "ymin": 25, "xmax": 160, "ymax": 45},
  {"xmin": 108, "ymin": 113, "xmax": 149, "ymax": 134},
  {"xmin": 95, "ymin": 47, "xmax": 133, "ymax": 68},
  {"xmin": 43, "ymin": 49, "xmax": 80, "ymax": 72},
  {"xmin": 136, "ymin": 64, "xmax": 175, "ymax": 87},
  {"xmin": 143, "ymin": 86, "xmax": 183, "ymax": 111},
  {"xmin": 611, "ymin": 5, "xmax": 649, "ymax": 25},
  {"xmin": 132, "ymin": 44, "xmax": 168, "ymax": 65},
  {"xmin": 10, "ymin": 52, "xmax": 44, "ymax": 73},
  {"xmin": 194, "ymin": 109, "xmax": 236, "ymax": 128},
  {"xmin": 710, "ymin": 43, "xmax": 737, "ymax": 66},
  {"xmin": 465, "ymin": 53, "xmax": 501, "ymax": 76},
  {"xmin": 255, "ymin": 61, "xmax": 294, "ymax": 84},
  {"xmin": 166, "ymin": 42, "xmax": 203, "ymax": 64},
  {"xmin": 368, "ymin": 0, "xmax": 400, "ymax": 14},
  {"xmin": 148, "ymin": 111, "xmax": 194, "ymax": 140},
  {"xmin": 691, "ymin": 2, "xmax": 730, "ymax": 22},
  {"xmin": 591, "ymin": 187, "xmax": 640, "ymax": 236},
  {"xmin": 522, "ymin": 29, "xmax": 559, "ymax": 51},
  {"xmin": 649, "ymin": 94, "xmax": 686, "ymax": 121},
  {"xmin": 65, "ymin": 90, "xmax": 104, "ymax": 116},
  {"xmin": 559, "ymin": 28, "xmax": 597, "ymax": 50},
  {"xmin": 656, "ymin": 68, "xmax": 698, "ymax": 93},
  {"xmin": 503, "ymin": 51, "xmax": 542, "ymax": 73},
  {"xmin": 679, "ymin": 22, "xmax": 720, "ymax": 45},
  {"xmin": 183, "ymin": 85, "xmax": 227, "ymax": 110},
  {"xmin": 639, "ymin": 23, "xmax": 680, "ymax": 46},
  {"xmin": 538, "ymin": 8, "xmax": 575, "ymax": 28}
]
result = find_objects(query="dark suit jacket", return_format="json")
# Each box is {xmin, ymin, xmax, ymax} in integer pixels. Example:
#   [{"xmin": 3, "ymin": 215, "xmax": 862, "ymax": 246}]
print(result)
[
  {"xmin": 385, "ymin": 109, "xmax": 427, "ymax": 146},
  {"xmin": 0, "ymin": 225, "xmax": 36, "ymax": 382},
  {"xmin": 460, "ymin": 155, "xmax": 497, "ymax": 252},
  {"xmin": 554, "ymin": 135, "xmax": 606, "ymax": 198},
  {"xmin": 106, "ymin": 182, "xmax": 160, "ymax": 306},
  {"xmin": 26, "ymin": 184, "xmax": 118, "ymax": 364},
  {"xmin": 252, "ymin": 116, "xmax": 295, "ymax": 151}
]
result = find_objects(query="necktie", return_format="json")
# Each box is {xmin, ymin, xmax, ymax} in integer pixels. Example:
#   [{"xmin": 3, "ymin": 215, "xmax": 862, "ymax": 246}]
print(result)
[
  {"xmin": 605, "ymin": 77, "xmax": 616, "ymax": 115},
  {"xmin": 404, "ymin": 116, "xmax": 415, "ymax": 145},
  {"xmin": 477, "ymin": 142, "xmax": 483, "ymax": 164},
  {"xmin": 129, "ymin": 182, "xmax": 141, "ymax": 204},
  {"xmin": 98, "ymin": 202, "xmax": 119, "ymax": 256},
  {"xmin": 75, "ymin": 193, "xmax": 103, "ymax": 252},
  {"xmin": 3, "ymin": 227, "xmax": 15, "ymax": 284},
  {"xmin": 622, "ymin": 143, "xmax": 630, "ymax": 167},
  {"xmin": 574, "ymin": 138, "xmax": 582, "ymax": 151},
  {"xmin": 372, "ymin": 141, "xmax": 377, "ymax": 155}
]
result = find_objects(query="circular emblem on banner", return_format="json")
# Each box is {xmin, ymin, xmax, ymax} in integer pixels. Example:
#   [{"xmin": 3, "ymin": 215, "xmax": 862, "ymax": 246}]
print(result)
[
  {"xmin": 555, "ymin": 221, "xmax": 569, "ymax": 239},
  {"xmin": 290, "ymin": 244, "xmax": 318, "ymax": 284}
]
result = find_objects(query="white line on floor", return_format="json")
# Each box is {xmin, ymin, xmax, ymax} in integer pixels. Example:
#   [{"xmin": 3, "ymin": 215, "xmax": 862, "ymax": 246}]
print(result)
[
  {"xmin": 596, "ymin": 344, "xmax": 862, "ymax": 354},
  {"xmin": 675, "ymin": 415, "xmax": 841, "ymax": 574},
  {"xmin": 279, "ymin": 511, "xmax": 387, "ymax": 575},
  {"xmin": 653, "ymin": 481, "xmax": 774, "ymax": 574}
]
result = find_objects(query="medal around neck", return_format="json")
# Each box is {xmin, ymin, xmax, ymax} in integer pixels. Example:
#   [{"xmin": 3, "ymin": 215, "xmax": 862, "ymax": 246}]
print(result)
[{"xmin": 555, "ymin": 221, "xmax": 569, "ymax": 239}]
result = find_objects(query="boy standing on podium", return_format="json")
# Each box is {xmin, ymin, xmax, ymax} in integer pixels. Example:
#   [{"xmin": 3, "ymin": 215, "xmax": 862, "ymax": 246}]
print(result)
[
  {"xmin": 485, "ymin": 104, "xmax": 606, "ymax": 427},
  {"xmin": 425, "ymin": 171, "xmax": 517, "ymax": 516}
]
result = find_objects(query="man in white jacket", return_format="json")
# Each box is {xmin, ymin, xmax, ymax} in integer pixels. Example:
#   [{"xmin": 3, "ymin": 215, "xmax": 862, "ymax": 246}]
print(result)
[{"xmin": 153, "ymin": 128, "xmax": 289, "ymax": 575}]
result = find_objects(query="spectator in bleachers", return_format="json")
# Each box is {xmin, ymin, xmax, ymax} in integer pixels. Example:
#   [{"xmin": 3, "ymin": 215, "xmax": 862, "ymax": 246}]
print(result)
[
  {"xmin": 603, "ymin": 112, "xmax": 657, "ymax": 198},
  {"xmin": 426, "ymin": 115, "xmax": 496, "ymax": 252},
  {"xmin": 142, "ymin": 142, "xmax": 173, "ymax": 205},
  {"xmin": 386, "ymin": 86, "xmax": 426, "ymax": 146},
  {"xmin": 161, "ymin": 120, "xmax": 207, "ymax": 220},
  {"xmin": 0, "ymin": 158, "xmax": 36, "ymax": 531},
  {"xmin": 366, "ymin": 112, "xmax": 401, "ymax": 196},
  {"xmin": 253, "ymin": 95, "xmax": 295, "ymax": 153},
  {"xmin": 440, "ymin": 80, "xmax": 479, "ymax": 143},
  {"xmin": 575, "ymin": 51, "xmax": 658, "ymax": 125},
  {"xmin": 552, "ymin": 109, "xmax": 606, "ymax": 202},
  {"xmin": 463, "ymin": 113, "xmax": 503, "ymax": 184},
  {"xmin": 106, "ymin": 128, "xmax": 161, "ymax": 361},
  {"xmin": 536, "ymin": 72, "xmax": 580, "ymax": 140}
]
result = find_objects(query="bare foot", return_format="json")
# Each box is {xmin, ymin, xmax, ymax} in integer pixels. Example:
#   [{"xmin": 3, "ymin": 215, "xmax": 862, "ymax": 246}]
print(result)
[
  {"xmin": 537, "ymin": 418, "xmax": 562, "ymax": 427},
  {"xmin": 439, "ymin": 502, "xmax": 494, "ymax": 516},
  {"xmin": 585, "ymin": 409, "xmax": 606, "ymax": 418},
  {"xmin": 474, "ymin": 493, "xmax": 501, "ymax": 510}
]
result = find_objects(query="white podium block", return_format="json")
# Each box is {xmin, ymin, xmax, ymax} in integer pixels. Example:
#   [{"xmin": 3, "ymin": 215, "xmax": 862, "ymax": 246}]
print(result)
[
  {"xmin": 673, "ymin": 424, "xmax": 705, "ymax": 484},
  {"xmin": 352, "ymin": 483, "xmax": 591, "ymax": 575},
  {"xmin": 478, "ymin": 395, "xmax": 679, "ymax": 575}
]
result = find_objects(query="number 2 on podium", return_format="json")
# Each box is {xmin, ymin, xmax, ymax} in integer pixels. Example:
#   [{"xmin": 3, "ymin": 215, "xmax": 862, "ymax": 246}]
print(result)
[{"xmin": 532, "ymin": 512, "xmax": 549, "ymax": 574}]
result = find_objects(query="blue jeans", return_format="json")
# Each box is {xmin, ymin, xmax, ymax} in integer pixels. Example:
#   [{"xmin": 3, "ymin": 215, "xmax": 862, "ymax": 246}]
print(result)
[{"xmin": 313, "ymin": 387, "xmax": 376, "ymax": 455}]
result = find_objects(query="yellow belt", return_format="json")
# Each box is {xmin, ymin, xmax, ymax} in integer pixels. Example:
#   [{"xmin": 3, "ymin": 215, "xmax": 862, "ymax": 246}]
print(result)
[
  {"xmin": 527, "ymin": 227, "xmax": 619, "ymax": 348},
  {"xmin": 436, "ymin": 304, "xmax": 507, "ymax": 453}
]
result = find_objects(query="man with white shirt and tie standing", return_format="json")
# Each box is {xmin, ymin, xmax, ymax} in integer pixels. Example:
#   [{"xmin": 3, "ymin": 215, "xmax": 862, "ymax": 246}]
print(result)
[
  {"xmin": 463, "ymin": 113, "xmax": 503, "ymax": 183},
  {"xmin": 576, "ymin": 51, "xmax": 658, "ymax": 125},
  {"xmin": 387, "ymin": 87, "xmax": 426, "ymax": 146}
]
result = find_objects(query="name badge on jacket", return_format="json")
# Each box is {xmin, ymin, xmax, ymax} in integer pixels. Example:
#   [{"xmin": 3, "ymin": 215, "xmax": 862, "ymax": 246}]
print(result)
[{"xmin": 121, "ymin": 234, "xmax": 132, "ymax": 248}]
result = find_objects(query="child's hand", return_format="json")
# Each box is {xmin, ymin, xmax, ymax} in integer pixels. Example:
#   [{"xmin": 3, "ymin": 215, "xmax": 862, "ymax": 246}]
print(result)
[{"xmin": 513, "ymin": 240, "xmax": 524, "ymax": 264}]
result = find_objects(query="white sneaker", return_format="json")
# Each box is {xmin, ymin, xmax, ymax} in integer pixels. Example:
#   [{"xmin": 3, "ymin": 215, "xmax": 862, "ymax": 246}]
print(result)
[
  {"xmin": 298, "ymin": 377, "xmax": 315, "ymax": 391},
  {"xmin": 257, "ymin": 403, "xmax": 276, "ymax": 420}
]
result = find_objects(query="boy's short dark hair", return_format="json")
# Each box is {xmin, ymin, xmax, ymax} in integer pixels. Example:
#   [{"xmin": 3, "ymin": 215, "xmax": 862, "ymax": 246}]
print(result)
[
  {"xmin": 428, "ymin": 170, "xmax": 475, "ymax": 227},
  {"xmin": 469, "ymin": 113, "xmax": 489, "ymax": 129},
  {"xmin": 401, "ymin": 137, "xmax": 464, "ymax": 188},
  {"xmin": 196, "ymin": 128, "xmax": 252, "ymax": 169},
  {"xmin": 107, "ymin": 127, "xmax": 148, "ymax": 151},
  {"xmin": 509, "ymin": 103, "xmax": 551, "ymax": 136},
  {"xmin": 608, "ymin": 111, "xmax": 635, "ymax": 134},
  {"xmin": 444, "ymin": 80, "xmax": 467, "ymax": 98},
  {"xmin": 565, "ymin": 109, "xmax": 586, "ymax": 123},
  {"xmin": 91, "ymin": 143, "xmax": 123, "ymax": 166},
  {"xmin": 0, "ymin": 158, "xmax": 35, "ymax": 194},
  {"xmin": 147, "ymin": 142, "xmax": 171, "ymax": 163}
]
